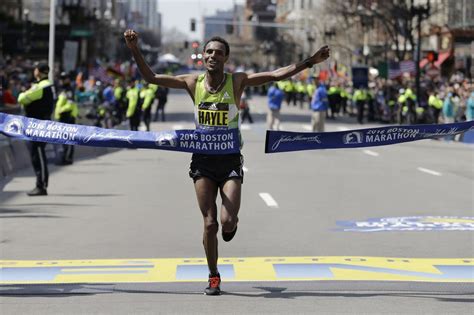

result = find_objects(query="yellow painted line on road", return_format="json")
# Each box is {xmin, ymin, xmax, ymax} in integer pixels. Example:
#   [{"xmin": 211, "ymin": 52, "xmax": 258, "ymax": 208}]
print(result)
[{"xmin": 0, "ymin": 256, "xmax": 472, "ymax": 284}]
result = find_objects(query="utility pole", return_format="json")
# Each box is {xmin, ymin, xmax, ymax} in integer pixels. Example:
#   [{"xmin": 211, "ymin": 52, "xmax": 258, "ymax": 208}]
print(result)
[
  {"xmin": 48, "ymin": 0, "xmax": 56, "ymax": 82},
  {"xmin": 411, "ymin": 0, "xmax": 430, "ymax": 105}
]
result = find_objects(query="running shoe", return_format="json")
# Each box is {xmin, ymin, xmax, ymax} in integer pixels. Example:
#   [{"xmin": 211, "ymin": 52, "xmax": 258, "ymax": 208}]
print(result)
[
  {"xmin": 204, "ymin": 273, "xmax": 221, "ymax": 296},
  {"xmin": 222, "ymin": 225, "xmax": 238, "ymax": 242}
]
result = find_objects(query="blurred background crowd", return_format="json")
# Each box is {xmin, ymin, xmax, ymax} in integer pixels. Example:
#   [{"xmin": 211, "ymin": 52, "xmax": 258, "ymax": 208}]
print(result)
[{"xmin": 0, "ymin": 0, "xmax": 473, "ymax": 131}]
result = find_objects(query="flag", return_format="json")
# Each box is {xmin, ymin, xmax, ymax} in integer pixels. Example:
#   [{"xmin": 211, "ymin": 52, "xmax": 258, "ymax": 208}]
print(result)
[
  {"xmin": 400, "ymin": 60, "xmax": 416, "ymax": 73},
  {"xmin": 388, "ymin": 61, "xmax": 416, "ymax": 79},
  {"xmin": 90, "ymin": 63, "xmax": 113, "ymax": 84}
]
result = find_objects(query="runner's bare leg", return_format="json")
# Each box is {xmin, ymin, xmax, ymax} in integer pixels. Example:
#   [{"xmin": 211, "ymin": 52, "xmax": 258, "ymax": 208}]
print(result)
[
  {"xmin": 220, "ymin": 179, "xmax": 241, "ymax": 234},
  {"xmin": 194, "ymin": 177, "xmax": 219, "ymax": 275}
]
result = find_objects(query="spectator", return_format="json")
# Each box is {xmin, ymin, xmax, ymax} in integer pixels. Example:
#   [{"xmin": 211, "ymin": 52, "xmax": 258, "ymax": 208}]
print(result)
[
  {"xmin": 266, "ymin": 83, "xmax": 284, "ymax": 130},
  {"xmin": 311, "ymin": 81, "xmax": 328, "ymax": 132},
  {"xmin": 154, "ymin": 86, "xmax": 169, "ymax": 122},
  {"xmin": 240, "ymin": 88, "xmax": 253, "ymax": 124}
]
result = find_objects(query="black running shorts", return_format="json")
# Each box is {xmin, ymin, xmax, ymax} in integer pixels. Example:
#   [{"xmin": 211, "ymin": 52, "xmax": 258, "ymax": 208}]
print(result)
[{"xmin": 189, "ymin": 153, "xmax": 244, "ymax": 185}]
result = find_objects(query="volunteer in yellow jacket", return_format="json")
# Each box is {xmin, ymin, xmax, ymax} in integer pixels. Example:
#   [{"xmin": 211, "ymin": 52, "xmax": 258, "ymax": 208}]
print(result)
[
  {"xmin": 124, "ymin": 29, "xmax": 330, "ymax": 295},
  {"xmin": 55, "ymin": 75, "xmax": 78, "ymax": 165},
  {"xmin": 126, "ymin": 80, "xmax": 140, "ymax": 131},
  {"xmin": 140, "ymin": 83, "xmax": 156, "ymax": 131},
  {"xmin": 17, "ymin": 62, "xmax": 55, "ymax": 196}
]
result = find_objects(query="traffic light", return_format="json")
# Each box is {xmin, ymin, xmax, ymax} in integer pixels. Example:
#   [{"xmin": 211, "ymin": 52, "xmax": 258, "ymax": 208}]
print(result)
[
  {"xmin": 226, "ymin": 24, "xmax": 234, "ymax": 35},
  {"xmin": 184, "ymin": 41, "xmax": 189, "ymax": 49},
  {"xmin": 426, "ymin": 51, "xmax": 438, "ymax": 63},
  {"xmin": 190, "ymin": 18, "xmax": 196, "ymax": 32}
]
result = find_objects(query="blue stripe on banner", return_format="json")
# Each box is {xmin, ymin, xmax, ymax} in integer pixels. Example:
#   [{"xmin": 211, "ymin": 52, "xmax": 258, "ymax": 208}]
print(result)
[
  {"xmin": 265, "ymin": 121, "xmax": 474, "ymax": 153},
  {"xmin": 0, "ymin": 113, "xmax": 240, "ymax": 155}
]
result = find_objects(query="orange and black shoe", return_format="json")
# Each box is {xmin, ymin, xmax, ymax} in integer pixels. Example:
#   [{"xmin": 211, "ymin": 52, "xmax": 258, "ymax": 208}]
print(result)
[{"xmin": 204, "ymin": 273, "xmax": 221, "ymax": 296}]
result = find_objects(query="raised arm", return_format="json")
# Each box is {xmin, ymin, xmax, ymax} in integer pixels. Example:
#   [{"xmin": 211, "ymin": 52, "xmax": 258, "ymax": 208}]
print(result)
[
  {"xmin": 238, "ymin": 46, "xmax": 330, "ymax": 90},
  {"xmin": 124, "ymin": 29, "xmax": 196, "ymax": 93}
]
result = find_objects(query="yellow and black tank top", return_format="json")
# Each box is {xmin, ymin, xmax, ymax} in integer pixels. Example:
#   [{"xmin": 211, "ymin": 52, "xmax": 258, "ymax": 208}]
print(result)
[{"xmin": 194, "ymin": 73, "xmax": 240, "ymax": 131}]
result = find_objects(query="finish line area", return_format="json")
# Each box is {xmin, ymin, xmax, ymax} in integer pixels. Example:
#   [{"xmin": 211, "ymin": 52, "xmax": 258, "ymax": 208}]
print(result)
[
  {"xmin": 1, "ymin": 96, "xmax": 473, "ymax": 310},
  {"xmin": 1, "ymin": 256, "xmax": 473, "ymax": 291}
]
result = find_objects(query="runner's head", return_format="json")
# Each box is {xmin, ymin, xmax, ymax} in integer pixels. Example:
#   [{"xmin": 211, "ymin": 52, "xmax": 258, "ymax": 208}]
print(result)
[{"xmin": 203, "ymin": 36, "xmax": 229, "ymax": 73}]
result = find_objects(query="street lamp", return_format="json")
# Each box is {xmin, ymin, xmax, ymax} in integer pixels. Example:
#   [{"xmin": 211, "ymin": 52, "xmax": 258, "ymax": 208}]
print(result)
[{"xmin": 410, "ymin": 0, "xmax": 431, "ymax": 105}]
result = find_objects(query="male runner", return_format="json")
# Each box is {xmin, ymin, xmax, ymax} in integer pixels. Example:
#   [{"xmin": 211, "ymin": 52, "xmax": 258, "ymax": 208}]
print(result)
[{"xmin": 124, "ymin": 29, "xmax": 330, "ymax": 295}]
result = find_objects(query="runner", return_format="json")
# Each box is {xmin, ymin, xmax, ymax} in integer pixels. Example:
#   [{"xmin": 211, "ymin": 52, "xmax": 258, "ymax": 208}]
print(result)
[{"xmin": 124, "ymin": 29, "xmax": 330, "ymax": 295}]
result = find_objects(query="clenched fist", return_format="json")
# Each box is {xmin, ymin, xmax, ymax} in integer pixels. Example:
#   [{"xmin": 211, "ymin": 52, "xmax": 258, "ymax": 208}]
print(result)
[
  {"xmin": 308, "ymin": 45, "xmax": 331, "ymax": 66},
  {"xmin": 124, "ymin": 29, "xmax": 138, "ymax": 49}
]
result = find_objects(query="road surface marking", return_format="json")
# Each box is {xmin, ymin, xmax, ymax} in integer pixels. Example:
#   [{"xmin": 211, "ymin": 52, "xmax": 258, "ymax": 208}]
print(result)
[
  {"xmin": 1, "ymin": 257, "xmax": 472, "ymax": 284},
  {"xmin": 303, "ymin": 125, "xmax": 312, "ymax": 131},
  {"xmin": 172, "ymin": 125, "xmax": 184, "ymax": 130},
  {"xmin": 259, "ymin": 192, "xmax": 279, "ymax": 208},
  {"xmin": 363, "ymin": 150, "xmax": 379, "ymax": 157},
  {"xmin": 241, "ymin": 124, "xmax": 251, "ymax": 130},
  {"xmin": 417, "ymin": 167, "xmax": 442, "ymax": 176}
]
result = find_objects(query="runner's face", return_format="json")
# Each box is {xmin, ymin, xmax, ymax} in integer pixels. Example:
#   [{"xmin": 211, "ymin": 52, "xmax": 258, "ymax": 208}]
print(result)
[{"xmin": 204, "ymin": 41, "xmax": 228, "ymax": 72}]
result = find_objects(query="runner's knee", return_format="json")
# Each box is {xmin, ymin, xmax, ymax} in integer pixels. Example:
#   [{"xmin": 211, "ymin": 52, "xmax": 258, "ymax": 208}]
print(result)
[
  {"xmin": 221, "ymin": 216, "xmax": 238, "ymax": 232},
  {"xmin": 204, "ymin": 218, "xmax": 219, "ymax": 235}
]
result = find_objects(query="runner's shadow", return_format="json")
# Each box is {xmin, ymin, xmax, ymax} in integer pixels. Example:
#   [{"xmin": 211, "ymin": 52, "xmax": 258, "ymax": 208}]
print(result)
[
  {"xmin": 2, "ymin": 285, "xmax": 472, "ymax": 301},
  {"xmin": 224, "ymin": 287, "xmax": 474, "ymax": 302}
]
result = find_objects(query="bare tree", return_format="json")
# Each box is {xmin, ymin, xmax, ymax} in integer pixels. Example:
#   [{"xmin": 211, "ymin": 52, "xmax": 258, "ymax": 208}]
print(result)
[{"xmin": 324, "ymin": 0, "xmax": 442, "ymax": 61}]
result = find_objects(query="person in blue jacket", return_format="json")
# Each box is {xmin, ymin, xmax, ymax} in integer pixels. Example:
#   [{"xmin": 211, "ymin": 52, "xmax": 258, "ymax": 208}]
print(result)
[
  {"xmin": 267, "ymin": 82, "xmax": 285, "ymax": 130},
  {"xmin": 310, "ymin": 80, "xmax": 328, "ymax": 132}
]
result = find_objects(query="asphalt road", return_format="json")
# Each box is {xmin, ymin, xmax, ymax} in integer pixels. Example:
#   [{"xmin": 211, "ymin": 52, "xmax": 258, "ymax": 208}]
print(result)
[{"xmin": 1, "ymin": 93, "xmax": 473, "ymax": 314}]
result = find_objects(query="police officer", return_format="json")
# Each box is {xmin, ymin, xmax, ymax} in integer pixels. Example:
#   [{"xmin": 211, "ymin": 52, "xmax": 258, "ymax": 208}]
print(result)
[
  {"xmin": 18, "ymin": 62, "xmax": 55, "ymax": 196},
  {"xmin": 140, "ymin": 83, "xmax": 156, "ymax": 131},
  {"xmin": 113, "ymin": 79, "xmax": 125, "ymax": 122},
  {"xmin": 126, "ymin": 80, "xmax": 141, "ymax": 131},
  {"xmin": 328, "ymin": 83, "xmax": 341, "ymax": 119},
  {"xmin": 353, "ymin": 87, "xmax": 367, "ymax": 124},
  {"xmin": 55, "ymin": 73, "xmax": 78, "ymax": 165},
  {"xmin": 428, "ymin": 91, "xmax": 443, "ymax": 124},
  {"xmin": 399, "ymin": 88, "xmax": 417, "ymax": 124}
]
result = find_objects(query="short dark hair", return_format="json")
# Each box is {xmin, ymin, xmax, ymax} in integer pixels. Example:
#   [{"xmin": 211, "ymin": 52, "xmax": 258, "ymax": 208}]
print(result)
[
  {"xmin": 34, "ymin": 62, "xmax": 49, "ymax": 74},
  {"xmin": 204, "ymin": 36, "xmax": 230, "ymax": 56}
]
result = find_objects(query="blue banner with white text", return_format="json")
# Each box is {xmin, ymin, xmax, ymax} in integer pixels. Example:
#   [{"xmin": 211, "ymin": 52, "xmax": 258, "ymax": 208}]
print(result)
[
  {"xmin": 0, "ymin": 113, "xmax": 240, "ymax": 155},
  {"xmin": 265, "ymin": 121, "xmax": 474, "ymax": 153}
]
